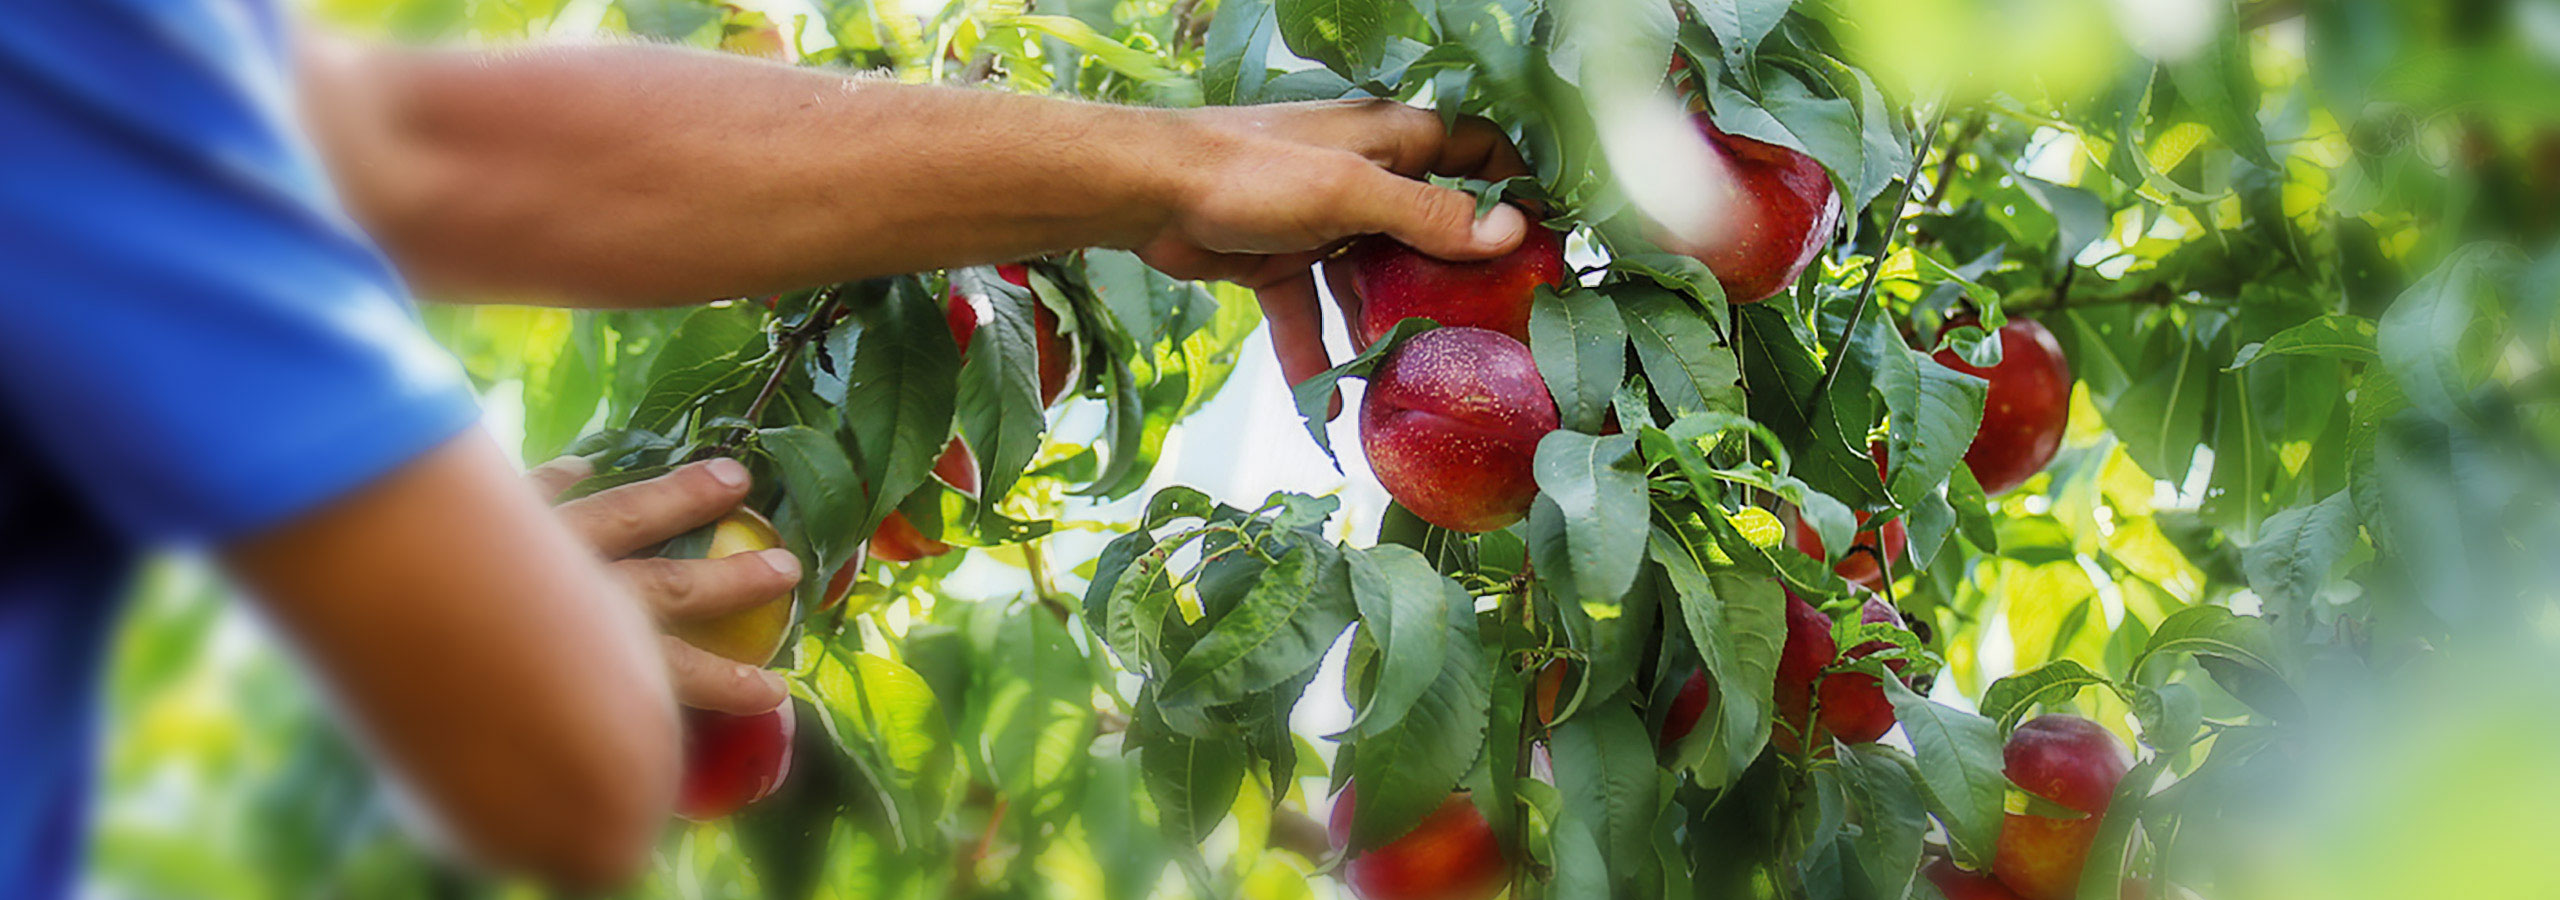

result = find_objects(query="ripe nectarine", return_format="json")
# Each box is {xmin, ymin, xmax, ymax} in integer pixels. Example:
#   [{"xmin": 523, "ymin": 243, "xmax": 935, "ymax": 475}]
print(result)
[
  {"xmin": 667, "ymin": 509, "xmax": 795, "ymax": 666},
  {"xmin": 1346, "ymin": 217, "xmax": 1567, "ymax": 346},
  {"xmin": 1328, "ymin": 787, "xmax": 1508, "ymax": 900},
  {"xmin": 1994, "ymin": 715, "xmax": 2133, "ymax": 900},
  {"xmin": 1359, "ymin": 327, "xmax": 1558, "ymax": 533},
  {"xmin": 1673, "ymin": 115, "xmax": 1841, "ymax": 304},
  {"xmin": 677, "ymin": 703, "xmax": 794, "ymax": 821},
  {"xmin": 1933, "ymin": 317, "xmax": 2072, "ymax": 495}
]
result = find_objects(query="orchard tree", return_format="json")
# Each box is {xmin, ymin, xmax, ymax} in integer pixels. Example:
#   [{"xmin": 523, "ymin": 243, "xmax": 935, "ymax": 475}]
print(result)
[{"xmin": 90, "ymin": 1, "xmax": 2560, "ymax": 899}]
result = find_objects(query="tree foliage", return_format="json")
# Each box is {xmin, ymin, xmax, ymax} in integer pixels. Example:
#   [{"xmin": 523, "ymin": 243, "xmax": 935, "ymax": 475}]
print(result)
[{"xmin": 90, "ymin": 1, "xmax": 2560, "ymax": 899}]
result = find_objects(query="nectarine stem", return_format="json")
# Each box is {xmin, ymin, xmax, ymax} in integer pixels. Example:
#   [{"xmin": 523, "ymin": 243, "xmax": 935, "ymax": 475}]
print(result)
[{"xmin": 1809, "ymin": 103, "xmax": 1950, "ymax": 412}]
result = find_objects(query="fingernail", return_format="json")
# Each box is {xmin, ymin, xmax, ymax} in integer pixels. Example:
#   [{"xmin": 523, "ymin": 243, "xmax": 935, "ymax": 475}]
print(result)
[
  {"xmin": 752, "ymin": 669, "xmax": 789, "ymax": 706},
  {"xmin": 705, "ymin": 458, "xmax": 750, "ymax": 489},
  {"xmin": 1473, "ymin": 205, "xmax": 1527, "ymax": 249},
  {"xmin": 755, "ymin": 548, "xmax": 800, "ymax": 578}
]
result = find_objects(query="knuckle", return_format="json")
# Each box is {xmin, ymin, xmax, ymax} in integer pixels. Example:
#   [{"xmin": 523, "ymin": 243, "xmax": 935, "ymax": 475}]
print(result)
[{"xmin": 634, "ymin": 558, "xmax": 697, "ymax": 603}]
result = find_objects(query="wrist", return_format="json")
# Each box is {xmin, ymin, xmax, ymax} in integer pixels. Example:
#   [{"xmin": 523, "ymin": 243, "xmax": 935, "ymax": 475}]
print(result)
[{"xmin": 1097, "ymin": 106, "xmax": 1218, "ymax": 250}]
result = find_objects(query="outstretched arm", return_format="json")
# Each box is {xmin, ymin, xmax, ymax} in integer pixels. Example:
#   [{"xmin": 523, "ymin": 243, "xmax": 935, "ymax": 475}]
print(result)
[{"xmin": 295, "ymin": 35, "xmax": 1530, "ymax": 308}]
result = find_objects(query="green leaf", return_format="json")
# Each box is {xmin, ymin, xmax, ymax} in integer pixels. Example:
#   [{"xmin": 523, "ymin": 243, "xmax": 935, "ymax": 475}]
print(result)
[
  {"xmin": 1133, "ymin": 688, "xmax": 1248, "ymax": 845},
  {"xmin": 2228, "ymin": 314, "xmax": 2378, "ymax": 369},
  {"xmin": 1838, "ymin": 744, "xmax": 1929, "ymax": 900},
  {"xmin": 1273, "ymin": 0, "xmax": 1397, "ymax": 76},
  {"xmin": 842, "ymin": 278, "xmax": 960, "ymax": 530},
  {"xmin": 758, "ymin": 425, "xmax": 869, "ymax": 606},
  {"xmin": 2378, "ymin": 247, "xmax": 2502, "ymax": 422},
  {"xmin": 1655, "ymin": 543, "xmax": 1785, "ymax": 783},
  {"xmin": 2072, "ymin": 758, "xmax": 2164, "ymax": 900},
  {"xmin": 2106, "ymin": 317, "xmax": 2216, "ymax": 482},
  {"xmin": 1159, "ymin": 536, "xmax": 1357, "ymax": 715},
  {"xmin": 1533, "ymin": 431, "xmax": 1650, "ymax": 601},
  {"xmin": 1855, "ymin": 322, "xmax": 1988, "ymax": 510},
  {"xmin": 1680, "ymin": 0, "xmax": 1794, "ymax": 70},
  {"xmin": 1977, "ymin": 660, "xmax": 2112, "ymax": 732},
  {"xmin": 1531, "ymin": 287, "xmax": 1631, "ymax": 433},
  {"xmin": 2131, "ymin": 605, "xmax": 2282, "ymax": 680},
  {"xmin": 2243, "ymin": 491, "xmax": 2359, "ymax": 620},
  {"xmin": 1291, "ymin": 318, "xmax": 1437, "ymax": 465},
  {"xmin": 630, "ymin": 305, "xmax": 766, "ymax": 432},
  {"xmin": 1342, "ymin": 545, "xmax": 1463, "ymax": 739},
  {"xmin": 1346, "ymin": 586, "xmax": 1492, "ymax": 850},
  {"xmin": 1606, "ymin": 253, "xmax": 1728, "ymax": 306},
  {"xmin": 1549, "ymin": 706, "xmax": 1665, "ymax": 898},
  {"xmin": 818, "ymin": 649, "xmax": 951, "ymax": 784},
  {"xmin": 1884, "ymin": 678, "xmax": 2005, "ymax": 867},
  {"xmin": 1201, "ymin": 0, "xmax": 1276, "ymax": 104},
  {"xmin": 1620, "ymin": 285, "xmax": 1744, "ymax": 417},
  {"xmin": 953, "ymin": 268, "xmax": 1049, "ymax": 520}
]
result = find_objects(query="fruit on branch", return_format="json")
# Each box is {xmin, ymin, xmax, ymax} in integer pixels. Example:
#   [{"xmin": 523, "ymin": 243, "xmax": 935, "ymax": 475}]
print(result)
[
  {"xmin": 948, "ymin": 264, "xmax": 1077, "ymax": 407},
  {"xmin": 1994, "ymin": 715, "xmax": 2134, "ymax": 900},
  {"xmin": 676, "ymin": 703, "xmax": 795, "ymax": 820},
  {"xmin": 1535, "ymin": 660, "xmax": 1570, "ymax": 725},
  {"xmin": 931, "ymin": 435, "xmax": 981, "ymax": 494},
  {"xmin": 868, "ymin": 510, "xmax": 950, "ymax": 563},
  {"xmin": 1791, "ymin": 508, "xmax": 1908, "ymax": 590},
  {"xmin": 666, "ymin": 509, "xmax": 795, "ymax": 666},
  {"xmin": 1658, "ymin": 670, "xmax": 1713, "ymax": 752},
  {"xmin": 1774, "ymin": 593, "xmax": 1911, "ymax": 752},
  {"xmin": 1359, "ymin": 327, "xmax": 1559, "ymax": 533},
  {"xmin": 855, "ymin": 437, "xmax": 978, "ymax": 570},
  {"xmin": 1927, "ymin": 856, "xmax": 2028, "ymax": 900},
  {"xmin": 1933, "ymin": 317, "xmax": 2072, "ymax": 495},
  {"xmin": 1666, "ymin": 115, "xmax": 1842, "ymax": 304},
  {"xmin": 1328, "ymin": 787, "xmax": 1508, "ymax": 900},
  {"xmin": 1346, "ymin": 215, "xmax": 1567, "ymax": 346}
]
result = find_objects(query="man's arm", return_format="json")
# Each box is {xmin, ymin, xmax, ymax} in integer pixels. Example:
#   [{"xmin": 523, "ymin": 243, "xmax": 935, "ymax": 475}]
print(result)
[
  {"xmin": 294, "ymin": 36, "xmax": 1529, "ymax": 306},
  {"xmin": 224, "ymin": 430, "xmax": 681, "ymax": 890}
]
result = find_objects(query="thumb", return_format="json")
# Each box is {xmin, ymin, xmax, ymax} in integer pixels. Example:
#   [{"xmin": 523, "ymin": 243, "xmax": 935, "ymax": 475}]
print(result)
[{"xmin": 1347, "ymin": 172, "xmax": 1528, "ymax": 261}]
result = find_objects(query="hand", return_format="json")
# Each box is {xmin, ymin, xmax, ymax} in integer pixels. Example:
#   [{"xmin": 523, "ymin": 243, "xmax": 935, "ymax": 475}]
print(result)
[
  {"xmin": 1136, "ymin": 100, "xmax": 1534, "ymax": 413},
  {"xmin": 528, "ymin": 455, "xmax": 796, "ymax": 715}
]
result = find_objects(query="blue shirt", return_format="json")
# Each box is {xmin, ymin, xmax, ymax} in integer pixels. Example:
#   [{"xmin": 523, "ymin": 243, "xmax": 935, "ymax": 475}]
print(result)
[{"xmin": 0, "ymin": 2, "xmax": 482, "ymax": 896}]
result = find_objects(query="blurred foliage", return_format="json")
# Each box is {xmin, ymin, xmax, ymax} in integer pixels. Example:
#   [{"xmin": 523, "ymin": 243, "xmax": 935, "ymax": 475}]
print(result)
[{"xmin": 86, "ymin": 0, "xmax": 2560, "ymax": 898}]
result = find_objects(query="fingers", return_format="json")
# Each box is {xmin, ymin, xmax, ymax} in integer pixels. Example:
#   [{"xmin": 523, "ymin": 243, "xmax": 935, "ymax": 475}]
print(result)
[
  {"xmin": 661, "ymin": 636, "xmax": 789, "ymax": 715},
  {"xmin": 613, "ymin": 550, "xmax": 801, "ymax": 622},
  {"xmin": 526, "ymin": 455, "xmax": 593, "ymax": 500},
  {"xmin": 1335, "ymin": 164, "xmax": 1529, "ymax": 262},
  {"xmin": 1256, "ymin": 270, "xmax": 1342, "ymax": 419},
  {"xmin": 1317, "ymin": 101, "xmax": 1531, "ymax": 183},
  {"xmin": 554, "ymin": 458, "xmax": 754, "ymax": 558}
]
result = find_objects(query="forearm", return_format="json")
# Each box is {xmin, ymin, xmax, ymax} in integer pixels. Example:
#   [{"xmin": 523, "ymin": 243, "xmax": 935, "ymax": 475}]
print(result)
[
  {"xmin": 226, "ymin": 430, "xmax": 678, "ymax": 888},
  {"xmin": 304, "ymin": 38, "xmax": 1195, "ymax": 305}
]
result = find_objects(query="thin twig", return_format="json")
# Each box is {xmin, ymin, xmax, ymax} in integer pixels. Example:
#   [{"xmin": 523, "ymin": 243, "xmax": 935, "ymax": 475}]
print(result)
[
  {"xmin": 1808, "ymin": 102, "xmax": 1952, "ymax": 413},
  {"xmin": 699, "ymin": 288, "xmax": 844, "ymax": 462}
]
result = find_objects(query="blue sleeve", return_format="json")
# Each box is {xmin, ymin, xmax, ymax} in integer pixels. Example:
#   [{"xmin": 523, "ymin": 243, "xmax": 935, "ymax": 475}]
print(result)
[{"xmin": 0, "ymin": 2, "xmax": 483, "ymax": 546}]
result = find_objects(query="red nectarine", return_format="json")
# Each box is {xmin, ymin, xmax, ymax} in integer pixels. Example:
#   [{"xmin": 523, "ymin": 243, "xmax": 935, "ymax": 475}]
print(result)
[
  {"xmin": 1359, "ymin": 327, "xmax": 1559, "ymax": 533},
  {"xmin": 1673, "ymin": 115, "xmax": 1841, "ymax": 304},
  {"xmin": 1993, "ymin": 715, "xmax": 2133, "ymax": 900},
  {"xmin": 677, "ymin": 703, "xmax": 795, "ymax": 821},
  {"xmin": 1347, "ymin": 217, "xmax": 1567, "ymax": 346},
  {"xmin": 1658, "ymin": 670, "xmax": 1713, "ymax": 752},
  {"xmin": 1328, "ymin": 787, "xmax": 1508, "ymax": 900},
  {"xmin": 1934, "ymin": 317, "xmax": 2071, "ymax": 495}
]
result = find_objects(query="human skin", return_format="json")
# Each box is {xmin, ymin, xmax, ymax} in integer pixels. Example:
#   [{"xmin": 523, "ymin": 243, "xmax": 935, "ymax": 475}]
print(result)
[
  {"xmin": 254, "ymin": 30, "xmax": 1534, "ymax": 890},
  {"xmin": 294, "ymin": 36, "xmax": 1532, "ymax": 409}
]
